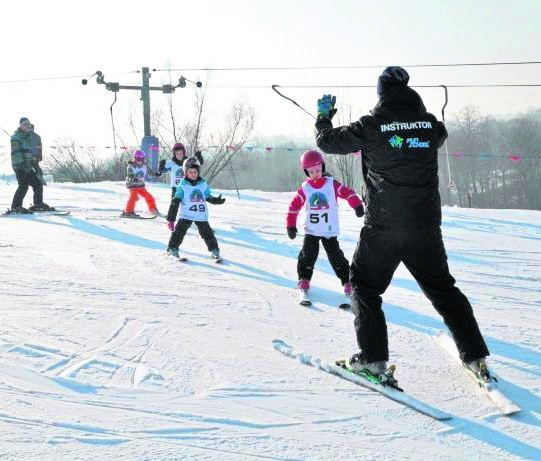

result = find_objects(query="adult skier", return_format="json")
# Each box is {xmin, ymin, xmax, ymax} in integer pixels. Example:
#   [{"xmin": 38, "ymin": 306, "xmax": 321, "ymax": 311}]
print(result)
[
  {"xmin": 8, "ymin": 117, "xmax": 54, "ymax": 213},
  {"xmin": 315, "ymin": 66, "xmax": 490, "ymax": 385}
]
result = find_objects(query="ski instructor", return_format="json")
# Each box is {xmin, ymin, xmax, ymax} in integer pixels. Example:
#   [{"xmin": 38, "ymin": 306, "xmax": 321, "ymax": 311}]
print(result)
[{"xmin": 315, "ymin": 66, "xmax": 490, "ymax": 384}]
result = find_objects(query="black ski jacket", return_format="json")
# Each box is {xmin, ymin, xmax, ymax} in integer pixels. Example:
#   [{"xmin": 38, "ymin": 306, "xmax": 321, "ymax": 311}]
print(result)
[{"xmin": 316, "ymin": 86, "xmax": 447, "ymax": 229}]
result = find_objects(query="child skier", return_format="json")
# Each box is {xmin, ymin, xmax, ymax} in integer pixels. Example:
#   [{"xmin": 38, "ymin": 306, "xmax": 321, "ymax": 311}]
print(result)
[
  {"xmin": 166, "ymin": 157, "xmax": 225, "ymax": 261},
  {"xmin": 287, "ymin": 150, "xmax": 364, "ymax": 305},
  {"xmin": 158, "ymin": 143, "xmax": 204, "ymax": 197},
  {"xmin": 122, "ymin": 150, "xmax": 159, "ymax": 217}
]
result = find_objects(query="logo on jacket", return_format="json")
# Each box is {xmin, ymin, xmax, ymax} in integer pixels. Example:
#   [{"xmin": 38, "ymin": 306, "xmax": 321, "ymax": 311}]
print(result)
[
  {"xmin": 388, "ymin": 135, "xmax": 404, "ymax": 148},
  {"xmin": 189, "ymin": 189, "xmax": 205, "ymax": 202},
  {"xmin": 308, "ymin": 192, "xmax": 329, "ymax": 210},
  {"xmin": 406, "ymin": 138, "xmax": 430, "ymax": 148}
]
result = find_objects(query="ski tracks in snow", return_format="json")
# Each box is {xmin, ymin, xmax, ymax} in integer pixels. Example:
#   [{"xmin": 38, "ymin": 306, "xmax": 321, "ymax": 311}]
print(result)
[{"xmin": 37, "ymin": 316, "xmax": 168, "ymax": 389}]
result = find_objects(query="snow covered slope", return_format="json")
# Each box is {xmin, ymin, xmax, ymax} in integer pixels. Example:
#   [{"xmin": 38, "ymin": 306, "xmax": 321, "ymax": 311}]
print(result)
[{"xmin": 0, "ymin": 180, "xmax": 539, "ymax": 460}]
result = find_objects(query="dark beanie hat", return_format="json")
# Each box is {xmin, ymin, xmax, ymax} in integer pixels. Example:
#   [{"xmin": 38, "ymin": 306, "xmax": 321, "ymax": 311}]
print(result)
[
  {"xmin": 20, "ymin": 117, "xmax": 30, "ymax": 124},
  {"xmin": 377, "ymin": 66, "xmax": 410, "ymax": 97}
]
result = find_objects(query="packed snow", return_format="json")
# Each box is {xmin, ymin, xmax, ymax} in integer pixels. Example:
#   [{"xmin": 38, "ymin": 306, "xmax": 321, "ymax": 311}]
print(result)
[{"xmin": 0, "ymin": 179, "xmax": 540, "ymax": 460}]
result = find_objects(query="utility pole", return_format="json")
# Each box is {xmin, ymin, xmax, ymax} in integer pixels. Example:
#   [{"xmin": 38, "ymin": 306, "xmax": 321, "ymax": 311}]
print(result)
[
  {"xmin": 83, "ymin": 67, "xmax": 202, "ymax": 170},
  {"xmin": 141, "ymin": 67, "xmax": 152, "ymax": 137}
]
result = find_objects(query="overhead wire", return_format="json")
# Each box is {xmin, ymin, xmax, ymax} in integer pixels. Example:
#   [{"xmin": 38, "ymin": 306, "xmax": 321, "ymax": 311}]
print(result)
[
  {"xmin": 1, "ymin": 60, "xmax": 540, "ymax": 85},
  {"xmin": 153, "ymin": 60, "xmax": 541, "ymax": 72}
]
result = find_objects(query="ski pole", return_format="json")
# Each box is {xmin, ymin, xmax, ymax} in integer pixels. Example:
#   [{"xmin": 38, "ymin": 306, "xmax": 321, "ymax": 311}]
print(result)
[
  {"xmin": 272, "ymin": 85, "xmax": 316, "ymax": 120},
  {"xmin": 439, "ymin": 84, "xmax": 453, "ymax": 188}
]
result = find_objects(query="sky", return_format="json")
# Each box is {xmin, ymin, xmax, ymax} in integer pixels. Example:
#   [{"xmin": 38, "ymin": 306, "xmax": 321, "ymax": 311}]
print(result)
[{"xmin": 0, "ymin": 0, "xmax": 540, "ymax": 151}]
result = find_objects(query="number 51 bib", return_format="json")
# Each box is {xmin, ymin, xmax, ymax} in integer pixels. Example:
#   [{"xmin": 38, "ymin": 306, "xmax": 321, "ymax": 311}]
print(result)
[{"xmin": 301, "ymin": 177, "xmax": 339, "ymax": 237}]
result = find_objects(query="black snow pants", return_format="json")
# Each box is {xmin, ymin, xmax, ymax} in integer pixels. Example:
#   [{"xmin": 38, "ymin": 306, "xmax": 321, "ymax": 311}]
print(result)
[
  {"xmin": 350, "ymin": 225, "xmax": 489, "ymax": 364},
  {"xmin": 168, "ymin": 218, "xmax": 219, "ymax": 252},
  {"xmin": 297, "ymin": 234, "xmax": 350, "ymax": 285},
  {"xmin": 12, "ymin": 169, "xmax": 43, "ymax": 209}
]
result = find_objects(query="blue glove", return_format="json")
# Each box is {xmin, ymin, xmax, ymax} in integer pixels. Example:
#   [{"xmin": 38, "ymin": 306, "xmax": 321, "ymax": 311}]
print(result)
[{"xmin": 317, "ymin": 94, "xmax": 337, "ymax": 119}]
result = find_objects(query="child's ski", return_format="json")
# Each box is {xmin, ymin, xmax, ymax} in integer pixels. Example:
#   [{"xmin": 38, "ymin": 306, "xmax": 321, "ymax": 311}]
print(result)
[
  {"xmin": 32, "ymin": 210, "xmax": 70, "ymax": 216},
  {"xmin": 434, "ymin": 331, "xmax": 520, "ymax": 415},
  {"xmin": 272, "ymin": 339, "xmax": 452, "ymax": 421},
  {"xmin": 120, "ymin": 213, "xmax": 157, "ymax": 220}
]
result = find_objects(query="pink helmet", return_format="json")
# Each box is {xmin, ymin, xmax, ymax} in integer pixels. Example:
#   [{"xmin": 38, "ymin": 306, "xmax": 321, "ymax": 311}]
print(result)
[
  {"xmin": 172, "ymin": 142, "xmax": 186, "ymax": 152},
  {"xmin": 300, "ymin": 150, "xmax": 325, "ymax": 175},
  {"xmin": 133, "ymin": 150, "xmax": 145, "ymax": 161}
]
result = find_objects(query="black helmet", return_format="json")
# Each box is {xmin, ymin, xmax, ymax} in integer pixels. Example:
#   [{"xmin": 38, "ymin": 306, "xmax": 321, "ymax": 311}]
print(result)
[{"xmin": 183, "ymin": 157, "xmax": 201, "ymax": 173}]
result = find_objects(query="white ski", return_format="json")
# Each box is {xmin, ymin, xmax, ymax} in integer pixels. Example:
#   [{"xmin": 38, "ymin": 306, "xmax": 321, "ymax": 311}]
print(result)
[
  {"xmin": 434, "ymin": 331, "xmax": 520, "ymax": 415},
  {"xmin": 1, "ymin": 210, "xmax": 70, "ymax": 217},
  {"xmin": 272, "ymin": 339, "xmax": 452, "ymax": 421}
]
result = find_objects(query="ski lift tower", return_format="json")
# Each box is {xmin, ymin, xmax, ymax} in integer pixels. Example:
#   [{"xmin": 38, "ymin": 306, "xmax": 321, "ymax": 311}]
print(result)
[{"xmin": 83, "ymin": 67, "xmax": 202, "ymax": 171}]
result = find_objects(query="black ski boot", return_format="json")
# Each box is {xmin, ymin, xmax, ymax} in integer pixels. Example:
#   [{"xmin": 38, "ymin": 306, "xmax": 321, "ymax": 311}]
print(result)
[
  {"xmin": 463, "ymin": 358, "xmax": 497, "ymax": 389},
  {"xmin": 7, "ymin": 207, "xmax": 33, "ymax": 214},
  {"xmin": 30, "ymin": 203, "xmax": 55, "ymax": 212}
]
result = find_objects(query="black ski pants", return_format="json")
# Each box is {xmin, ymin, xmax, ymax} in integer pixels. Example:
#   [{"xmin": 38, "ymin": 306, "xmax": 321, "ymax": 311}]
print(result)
[
  {"xmin": 168, "ymin": 218, "xmax": 219, "ymax": 252},
  {"xmin": 12, "ymin": 169, "xmax": 43, "ymax": 209},
  {"xmin": 350, "ymin": 225, "xmax": 489, "ymax": 364},
  {"xmin": 297, "ymin": 234, "xmax": 350, "ymax": 285}
]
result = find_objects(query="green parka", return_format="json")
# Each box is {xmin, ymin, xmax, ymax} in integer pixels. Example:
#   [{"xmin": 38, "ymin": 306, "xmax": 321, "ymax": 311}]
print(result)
[{"xmin": 11, "ymin": 129, "xmax": 35, "ymax": 172}]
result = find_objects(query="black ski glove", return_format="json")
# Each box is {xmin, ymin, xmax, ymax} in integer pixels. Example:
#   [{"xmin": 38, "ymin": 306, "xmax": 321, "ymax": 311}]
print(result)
[
  {"xmin": 287, "ymin": 227, "xmax": 297, "ymax": 240},
  {"xmin": 206, "ymin": 194, "xmax": 226, "ymax": 205},
  {"xmin": 354, "ymin": 204, "xmax": 365, "ymax": 218},
  {"xmin": 194, "ymin": 150, "xmax": 204, "ymax": 165},
  {"xmin": 159, "ymin": 159, "xmax": 166, "ymax": 170},
  {"xmin": 167, "ymin": 198, "xmax": 181, "ymax": 222}
]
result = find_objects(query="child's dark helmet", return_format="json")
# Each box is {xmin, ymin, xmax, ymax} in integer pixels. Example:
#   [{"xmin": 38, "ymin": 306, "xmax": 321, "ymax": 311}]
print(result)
[{"xmin": 183, "ymin": 157, "xmax": 201, "ymax": 172}]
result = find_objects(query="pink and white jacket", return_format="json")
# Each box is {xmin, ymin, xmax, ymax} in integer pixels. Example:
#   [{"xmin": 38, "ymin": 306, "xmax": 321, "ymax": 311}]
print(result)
[{"xmin": 286, "ymin": 176, "xmax": 363, "ymax": 228}]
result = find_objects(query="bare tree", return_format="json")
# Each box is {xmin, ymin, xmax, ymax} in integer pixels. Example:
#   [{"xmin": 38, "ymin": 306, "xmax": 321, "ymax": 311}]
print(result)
[
  {"xmin": 152, "ymin": 86, "xmax": 207, "ymax": 156},
  {"xmin": 44, "ymin": 141, "xmax": 129, "ymax": 183},
  {"xmin": 203, "ymin": 101, "xmax": 255, "ymax": 184},
  {"xmin": 446, "ymin": 107, "xmax": 541, "ymax": 210}
]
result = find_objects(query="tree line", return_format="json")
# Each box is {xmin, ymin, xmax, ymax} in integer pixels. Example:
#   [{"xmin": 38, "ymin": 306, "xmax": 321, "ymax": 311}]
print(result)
[{"xmin": 37, "ymin": 101, "xmax": 540, "ymax": 211}]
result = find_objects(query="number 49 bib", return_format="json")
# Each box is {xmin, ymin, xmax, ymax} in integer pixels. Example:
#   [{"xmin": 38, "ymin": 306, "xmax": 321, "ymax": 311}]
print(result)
[
  {"xmin": 302, "ymin": 177, "xmax": 339, "ymax": 237},
  {"xmin": 180, "ymin": 183, "xmax": 208, "ymax": 221}
]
